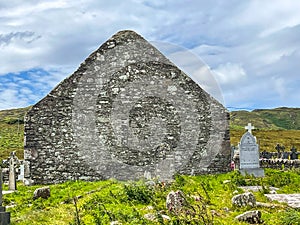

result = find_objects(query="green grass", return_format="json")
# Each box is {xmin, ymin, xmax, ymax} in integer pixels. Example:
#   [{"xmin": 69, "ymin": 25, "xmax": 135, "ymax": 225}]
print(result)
[
  {"xmin": 230, "ymin": 130, "xmax": 300, "ymax": 152},
  {"xmin": 0, "ymin": 107, "xmax": 28, "ymax": 159},
  {"xmin": 3, "ymin": 169, "xmax": 300, "ymax": 224}
]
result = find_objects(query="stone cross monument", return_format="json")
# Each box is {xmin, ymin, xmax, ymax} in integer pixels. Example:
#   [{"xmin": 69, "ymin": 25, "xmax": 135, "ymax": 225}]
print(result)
[
  {"xmin": 8, "ymin": 152, "xmax": 20, "ymax": 191},
  {"xmin": 238, "ymin": 124, "xmax": 264, "ymax": 177}
]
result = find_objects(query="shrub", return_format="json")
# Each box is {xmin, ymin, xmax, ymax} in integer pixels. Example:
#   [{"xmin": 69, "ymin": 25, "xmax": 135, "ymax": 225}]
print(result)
[
  {"xmin": 280, "ymin": 210, "xmax": 300, "ymax": 225},
  {"xmin": 123, "ymin": 181, "xmax": 154, "ymax": 204}
]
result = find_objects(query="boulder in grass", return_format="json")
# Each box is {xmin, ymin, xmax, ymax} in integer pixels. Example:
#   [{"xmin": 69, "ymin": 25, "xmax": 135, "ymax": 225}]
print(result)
[
  {"xmin": 232, "ymin": 192, "xmax": 256, "ymax": 207},
  {"xmin": 33, "ymin": 186, "xmax": 50, "ymax": 200},
  {"xmin": 235, "ymin": 210, "xmax": 263, "ymax": 224}
]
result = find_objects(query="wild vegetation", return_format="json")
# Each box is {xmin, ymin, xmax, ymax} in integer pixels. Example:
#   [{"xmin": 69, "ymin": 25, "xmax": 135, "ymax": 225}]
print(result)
[
  {"xmin": 230, "ymin": 130, "xmax": 300, "ymax": 152},
  {"xmin": 3, "ymin": 169, "xmax": 300, "ymax": 224},
  {"xmin": 0, "ymin": 107, "xmax": 28, "ymax": 159}
]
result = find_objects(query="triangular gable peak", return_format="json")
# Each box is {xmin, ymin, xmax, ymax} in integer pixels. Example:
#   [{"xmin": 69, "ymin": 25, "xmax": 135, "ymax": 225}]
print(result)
[{"xmin": 24, "ymin": 30, "xmax": 230, "ymax": 184}]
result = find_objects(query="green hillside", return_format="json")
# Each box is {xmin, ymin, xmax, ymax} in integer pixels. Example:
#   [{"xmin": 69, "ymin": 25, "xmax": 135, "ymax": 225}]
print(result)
[
  {"xmin": 0, "ymin": 106, "xmax": 300, "ymax": 160},
  {"xmin": 0, "ymin": 106, "xmax": 29, "ymax": 159},
  {"xmin": 230, "ymin": 107, "xmax": 300, "ymax": 130}
]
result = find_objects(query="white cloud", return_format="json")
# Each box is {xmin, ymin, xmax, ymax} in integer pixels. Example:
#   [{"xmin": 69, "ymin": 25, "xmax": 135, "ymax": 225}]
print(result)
[
  {"xmin": 232, "ymin": 0, "xmax": 300, "ymax": 37},
  {"xmin": 0, "ymin": 0, "xmax": 299, "ymax": 109},
  {"xmin": 213, "ymin": 63, "xmax": 247, "ymax": 85}
]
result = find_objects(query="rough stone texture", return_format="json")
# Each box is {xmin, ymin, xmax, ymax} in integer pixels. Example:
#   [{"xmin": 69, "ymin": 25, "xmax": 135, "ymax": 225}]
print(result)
[
  {"xmin": 232, "ymin": 192, "xmax": 256, "ymax": 207},
  {"xmin": 265, "ymin": 194, "xmax": 300, "ymax": 208},
  {"xmin": 260, "ymin": 159, "xmax": 300, "ymax": 169},
  {"xmin": 33, "ymin": 186, "xmax": 50, "ymax": 200},
  {"xmin": 24, "ymin": 30, "xmax": 230, "ymax": 184},
  {"xmin": 0, "ymin": 212, "xmax": 10, "ymax": 225},
  {"xmin": 166, "ymin": 190, "xmax": 187, "ymax": 213},
  {"xmin": 235, "ymin": 210, "xmax": 263, "ymax": 224},
  {"xmin": 240, "ymin": 186, "xmax": 279, "ymax": 192}
]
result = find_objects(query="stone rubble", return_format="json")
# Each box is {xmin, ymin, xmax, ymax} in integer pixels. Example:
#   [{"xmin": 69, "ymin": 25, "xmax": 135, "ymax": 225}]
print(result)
[
  {"xmin": 232, "ymin": 192, "xmax": 256, "ymax": 207},
  {"xmin": 235, "ymin": 210, "xmax": 263, "ymax": 224}
]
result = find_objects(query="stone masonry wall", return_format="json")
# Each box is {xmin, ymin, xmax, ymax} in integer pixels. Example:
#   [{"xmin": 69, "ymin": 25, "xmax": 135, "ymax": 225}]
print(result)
[{"xmin": 24, "ymin": 30, "xmax": 230, "ymax": 184}]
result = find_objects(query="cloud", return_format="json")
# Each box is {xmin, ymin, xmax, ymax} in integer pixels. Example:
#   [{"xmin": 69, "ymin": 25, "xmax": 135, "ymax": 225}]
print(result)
[
  {"xmin": 0, "ymin": 31, "xmax": 39, "ymax": 46},
  {"xmin": 0, "ymin": 0, "xmax": 300, "ymax": 109},
  {"xmin": 0, "ymin": 68, "xmax": 66, "ymax": 110},
  {"xmin": 213, "ymin": 63, "xmax": 247, "ymax": 85}
]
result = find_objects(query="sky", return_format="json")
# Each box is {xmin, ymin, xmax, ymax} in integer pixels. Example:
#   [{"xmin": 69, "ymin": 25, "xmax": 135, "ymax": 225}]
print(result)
[{"xmin": 0, "ymin": 0, "xmax": 300, "ymax": 111}]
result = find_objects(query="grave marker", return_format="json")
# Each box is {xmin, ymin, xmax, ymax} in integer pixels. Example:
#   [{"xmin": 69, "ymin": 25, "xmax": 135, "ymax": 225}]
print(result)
[
  {"xmin": 239, "ymin": 124, "xmax": 264, "ymax": 177},
  {"xmin": 0, "ymin": 169, "xmax": 10, "ymax": 225},
  {"xmin": 8, "ymin": 152, "xmax": 20, "ymax": 191},
  {"xmin": 245, "ymin": 123, "xmax": 255, "ymax": 134},
  {"xmin": 290, "ymin": 146, "xmax": 298, "ymax": 160}
]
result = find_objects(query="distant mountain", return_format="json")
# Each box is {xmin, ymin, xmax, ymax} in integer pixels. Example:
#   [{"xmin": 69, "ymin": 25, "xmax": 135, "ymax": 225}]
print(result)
[
  {"xmin": 0, "ymin": 106, "xmax": 299, "ymax": 159},
  {"xmin": 0, "ymin": 106, "xmax": 30, "ymax": 124},
  {"xmin": 230, "ymin": 107, "xmax": 300, "ymax": 130},
  {"xmin": 1, "ymin": 106, "xmax": 299, "ymax": 130}
]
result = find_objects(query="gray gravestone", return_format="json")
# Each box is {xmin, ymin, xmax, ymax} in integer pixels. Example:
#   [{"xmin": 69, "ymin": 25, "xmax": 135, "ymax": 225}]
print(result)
[
  {"xmin": 17, "ymin": 164, "xmax": 24, "ymax": 181},
  {"xmin": 290, "ymin": 146, "xmax": 298, "ymax": 160},
  {"xmin": 0, "ymin": 169, "xmax": 11, "ymax": 225},
  {"xmin": 282, "ymin": 152, "xmax": 290, "ymax": 160},
  {"xmin": 239, "ymin": 123, "xmax": 264, "ymax": 177},
  {"xmin": 8, "ymin": 152, "xmax": 20, "ymax": 191}
]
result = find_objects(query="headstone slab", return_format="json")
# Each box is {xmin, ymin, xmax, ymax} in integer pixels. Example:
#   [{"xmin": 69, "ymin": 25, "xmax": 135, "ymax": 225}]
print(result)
[
  {"xmin": 0, "ymin": 170, "xmax": 10, "ymax": 225},
  {"xmin": 239, "ymin": 132, "xmax": 264, "ymax": 177},
  {"xmin": 24, "ymin": 30, "xmax": 230, "ymax": 184},
  {"xmin": 0, "ymin": 212, "xmax": 10, "ymax": 225}
]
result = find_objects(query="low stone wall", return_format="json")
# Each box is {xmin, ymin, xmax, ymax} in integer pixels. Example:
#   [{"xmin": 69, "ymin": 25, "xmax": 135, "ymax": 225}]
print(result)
[{"xmin": 260, "ymin": 159, "xmax": 300, "ymax": 169}]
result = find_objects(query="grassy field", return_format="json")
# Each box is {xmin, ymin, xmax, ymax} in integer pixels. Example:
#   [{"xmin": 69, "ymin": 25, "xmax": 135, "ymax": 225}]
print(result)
[
  {"xmin": 230, "ymin": 129, "xmax": 300, "ymax": 152},
  {"xmin": 4, "ymin": 169, "xmax": 300, "ymax": 225},
  {"xmin": 0, "ymin": 107, "xmax": 28, "ymax": 159}
]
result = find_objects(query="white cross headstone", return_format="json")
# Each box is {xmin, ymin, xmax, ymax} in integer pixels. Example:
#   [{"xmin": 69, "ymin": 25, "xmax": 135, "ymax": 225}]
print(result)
[
  {"xmin": 245, "ymin": 123, "xmax": 255, "ymax": 134},
  {"xmin": 238, "ymin": 123, "xmax": 264, "ymax": 177}
]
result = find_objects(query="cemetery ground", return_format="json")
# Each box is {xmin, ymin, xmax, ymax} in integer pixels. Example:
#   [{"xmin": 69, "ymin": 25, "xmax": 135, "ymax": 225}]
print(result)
[{"xmin": 3, "ymin": 169, "xmax": 300, "ymax": 224}]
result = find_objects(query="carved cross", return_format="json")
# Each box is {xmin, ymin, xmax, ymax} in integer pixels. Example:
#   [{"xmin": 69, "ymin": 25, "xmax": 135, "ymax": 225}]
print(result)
[{"xmin": 245, "ymin": 123, "xmax": 255, "ymax": 134}]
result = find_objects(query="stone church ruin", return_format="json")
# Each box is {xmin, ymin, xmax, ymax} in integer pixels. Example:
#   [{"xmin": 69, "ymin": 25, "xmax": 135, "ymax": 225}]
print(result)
[{"xmin": 24, "ymin": 30, "xmax": 230, "ymax": 184}]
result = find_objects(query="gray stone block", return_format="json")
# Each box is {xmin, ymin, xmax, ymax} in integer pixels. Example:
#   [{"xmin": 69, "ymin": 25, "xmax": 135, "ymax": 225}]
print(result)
[
  {"xmin": 240, "ymin": 168, "xmax": 265, "ymax": 177},
  {"xmin": 0, "ymin": 211, "xmax": 10, "ymax": 225}
]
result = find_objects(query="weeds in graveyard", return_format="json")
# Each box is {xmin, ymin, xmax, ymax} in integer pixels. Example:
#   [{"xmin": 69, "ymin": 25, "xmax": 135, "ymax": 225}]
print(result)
[
  {"xmin": 123, "ymin": 181, "xmax": 154, "ymax": 204},
  {"xmin": 2, "ymin": 169, "xmax": 300, "ymax": 224},
  {"xmin": 280, "ymin": 209, "xmax": 300, "ymax": 225},
  {"xmin": 69, "ymin": 197, "xmax": 84, "ymax": 225}
]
